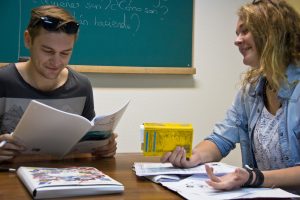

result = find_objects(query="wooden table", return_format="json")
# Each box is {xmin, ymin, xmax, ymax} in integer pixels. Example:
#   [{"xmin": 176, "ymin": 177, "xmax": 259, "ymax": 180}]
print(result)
[{"xmin": 0, "ymin": 153, "xmax": 182, "ymax": 200}]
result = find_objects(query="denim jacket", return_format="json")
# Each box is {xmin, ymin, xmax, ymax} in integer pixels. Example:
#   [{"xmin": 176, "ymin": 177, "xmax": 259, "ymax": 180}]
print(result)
[{"xmin": 206, "ymin": 64, "xmax": 300, "ymax": 168}]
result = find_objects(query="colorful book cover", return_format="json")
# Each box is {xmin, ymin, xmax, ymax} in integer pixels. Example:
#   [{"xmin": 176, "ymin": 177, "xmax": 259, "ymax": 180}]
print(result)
[
  {"xmin": 17, "ymin": 166, "xmax": 124, "ymax": 199},
  {"xmin": 25, "ymin": 167, "xmax": 115, "ymax": 186},
  {"xmin": 141, "ymin": 123, "xmax": 193, "ymax": 158}
]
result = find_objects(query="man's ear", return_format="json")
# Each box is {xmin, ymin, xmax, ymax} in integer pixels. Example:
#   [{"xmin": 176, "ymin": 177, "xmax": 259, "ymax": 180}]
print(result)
[{"xmin": 24, "ymin": 30, "xmax": 31, "ymax": 49}]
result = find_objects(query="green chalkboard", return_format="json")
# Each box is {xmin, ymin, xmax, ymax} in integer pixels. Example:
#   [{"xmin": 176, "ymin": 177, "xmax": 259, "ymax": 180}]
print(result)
[{"xmin": 0, "ymin": 0, "xmax": 194, "ymax": 74}]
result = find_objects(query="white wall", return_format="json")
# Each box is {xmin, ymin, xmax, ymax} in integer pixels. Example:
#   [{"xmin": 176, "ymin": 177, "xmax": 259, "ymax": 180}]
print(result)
[{"xmin": 86, "ymin": 0, "xmax": 248, "ymax": 167}]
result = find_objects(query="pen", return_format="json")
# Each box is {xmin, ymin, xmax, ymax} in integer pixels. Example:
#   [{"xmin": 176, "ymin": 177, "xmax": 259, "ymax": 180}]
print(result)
[
  {"xmin": 0, "ymin": 167, "xmax": 16, "ymax": 172},
  {"xmin": 0, "ymin": 140, "xmax": 7, "ymax": 148},
  {"xmin": 0, "ymin": 132, "xmax": 14, "ymax": 148}
]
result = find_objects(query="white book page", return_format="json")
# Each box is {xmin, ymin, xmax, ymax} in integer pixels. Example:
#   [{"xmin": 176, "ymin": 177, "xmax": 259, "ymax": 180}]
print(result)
[
  {"xmin": 161, "ymin": 174, "xmax": 300, "ymax": 200},
  {"xmin": 90, "ymin": 100, "xmax": 130, "ymax": 132},
  {"xmin": 134, "ymin": 162, "xmax": 236, "ymax": 176},
  {"xmin": 13, "ymin": 100, "xmax": 92, "ymax": 158},
  {"xmin": 71, "ymin": 100, "xmax": 130, "ymax": 153},
  {"xmin": 13, "ymin": 100, "xmax": 129, "ymax": 157}
]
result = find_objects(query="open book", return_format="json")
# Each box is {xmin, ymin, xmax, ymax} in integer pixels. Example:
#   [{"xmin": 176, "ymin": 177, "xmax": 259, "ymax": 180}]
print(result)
[
  {"xmin": 13, "ymin": 100, "xmax": 129, "ymax": 158},
  {"xmin": 17, "ymin": 166, "xmax": 124, "ymax": 199},
  {"xmin": 133, "ymin": 162, "xmax": 300, "ymax": 199},
  {"xmin": 133, "ymin": 162, "xmax": 236, "ymax": 177},
  {"xmin": 133, "ymin": 162, "xmax": 236, "ymax": 184}
]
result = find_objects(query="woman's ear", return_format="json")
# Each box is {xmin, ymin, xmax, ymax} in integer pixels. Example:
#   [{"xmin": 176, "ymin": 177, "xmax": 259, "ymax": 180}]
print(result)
[{"xmin": 24, "ymin": 30, "xmax": 31, "ymax": 49}]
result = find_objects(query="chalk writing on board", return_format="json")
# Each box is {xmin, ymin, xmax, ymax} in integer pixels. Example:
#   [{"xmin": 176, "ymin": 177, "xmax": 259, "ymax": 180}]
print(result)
[
  {"xmin": 31, "ymin": 0, "xmax": 169, "ymax": 33},
  {"xmin": 15, "ymin": 0, "xmax": 193, "ymax": 67}
]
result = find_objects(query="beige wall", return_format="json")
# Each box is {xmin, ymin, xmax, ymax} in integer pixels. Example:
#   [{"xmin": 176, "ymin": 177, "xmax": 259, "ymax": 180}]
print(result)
[
  {"xmin": 287, "ymin": 0, "xmax": 300, "ymax": 13},
  {"xmin": 87, "ymin": 0, "xmax": 248, "ymax": 167}
]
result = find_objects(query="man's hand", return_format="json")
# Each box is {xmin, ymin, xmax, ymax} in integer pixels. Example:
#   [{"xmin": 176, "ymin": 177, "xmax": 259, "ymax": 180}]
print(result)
[
  {"xmin": 92, "ymin": 133, "xmax": 117, "ymax": 158},
  {"xmin": 0, "ymin": 133, "xmax": 25, "ymax": 162}
]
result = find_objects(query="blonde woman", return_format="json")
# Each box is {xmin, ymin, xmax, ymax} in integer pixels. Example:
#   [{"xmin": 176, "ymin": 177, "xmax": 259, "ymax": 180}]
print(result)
[{"xmin": 162, "ymin": 0, "xmax": 300, "ymax": 193}]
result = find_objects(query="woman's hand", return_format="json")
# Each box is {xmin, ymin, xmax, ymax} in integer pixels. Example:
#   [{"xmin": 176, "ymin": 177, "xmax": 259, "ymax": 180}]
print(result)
[
  {"xmin": 205, "ymin": 164, "xmax": 250, "ymax": 190},
  {"xmin": 161, "ymin": 141, "xmax": 223, "ymax": 168},
  {"xmin": 160, "ymin": 146, "xmax": 202, "ymax": 168},
  {"xmin": 92, "ymin": 133, "xmax": 117, "ymax": 158},
  {"xmin": 0, "ymin": 133, "xmax": 25, "ymax": 162}
]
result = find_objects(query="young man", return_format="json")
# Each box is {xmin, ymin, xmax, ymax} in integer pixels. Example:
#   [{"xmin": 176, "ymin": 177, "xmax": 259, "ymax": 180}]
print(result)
[{"xmin": 0, "ymin": 5, "xmax": 116, "ymax": 162}]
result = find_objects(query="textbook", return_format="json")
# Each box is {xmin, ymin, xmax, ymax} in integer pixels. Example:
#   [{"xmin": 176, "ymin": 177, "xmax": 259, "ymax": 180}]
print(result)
[
  {"xmin": 13, "ymin": 100, "xmax": 129, "ymax": 158},
  {"xmin": 140, "ymin": 123, "xmax": 193, "ymax": 158},
  {"xmin": 17, "ymin": 166, "xmax": 124, "ymax": 199},
  {"xmin": 133, "ymin": 162, "xmax": 300, "ymax": 200},
  {"xmin": 133, "ymin": 162, "xmax": 236, "ymax": 177}
]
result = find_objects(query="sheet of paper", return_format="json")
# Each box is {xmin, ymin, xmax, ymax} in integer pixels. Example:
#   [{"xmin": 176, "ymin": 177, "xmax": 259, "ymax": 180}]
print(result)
[
  {"xmin": 134, "ymin": 162, "xmax": 236, "ymax": 176},
  {"xmin": 145, "ymin": 174, "xmax": 181, "ymax": 183},
  {"xmin": 161, "ymin": 174, "xmax": 300, "ymax": 200}
]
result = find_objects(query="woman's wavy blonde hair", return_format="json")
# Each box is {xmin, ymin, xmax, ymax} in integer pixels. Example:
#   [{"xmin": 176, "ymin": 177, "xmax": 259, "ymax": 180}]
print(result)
[{"xmin": 238, "ymin": 0, "xmax": 300, "ymax": 89}]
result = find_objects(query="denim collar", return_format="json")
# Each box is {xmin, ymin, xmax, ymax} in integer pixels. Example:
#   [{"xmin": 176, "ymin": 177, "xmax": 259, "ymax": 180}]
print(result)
[{"xmin": 248, "ymin": 64, "xmax": 300, "ymax": 99}]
